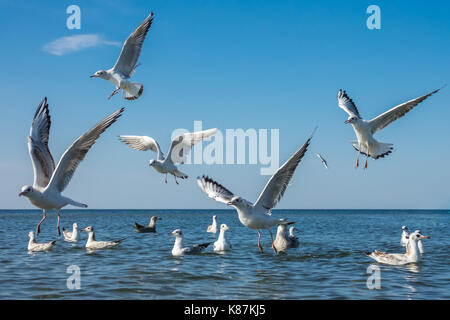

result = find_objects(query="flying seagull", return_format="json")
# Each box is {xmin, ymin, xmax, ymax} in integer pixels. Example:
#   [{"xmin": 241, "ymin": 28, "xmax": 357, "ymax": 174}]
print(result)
[
  {"xmin": 90, "ymin": 12, "xmax": 154, "ymax": 100},
  {"xmin": 337, "ymin": 87, "xmax": 443, "ymax": 168},
  {"xmin": 119, "ymin": 128, "xmax": 218, "ymax": 184},
  {"xmin": 316, "ymin": 153, "xmax": 328, "ymax": 169},
  {"xmin": 197, "ymin": 129, "xmax": 315, "ymax": 254},
  {"xmin": 19, "ymin": 98, "xmax": 124, "ymax": 236}
]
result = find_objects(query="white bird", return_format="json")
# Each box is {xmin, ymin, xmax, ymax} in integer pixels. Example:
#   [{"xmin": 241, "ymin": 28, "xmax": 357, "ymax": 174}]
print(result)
[
  {"xmin": 19, "ymin": 98, "xmax": 124, "ymax": 236},
  {"xmin": 169, "ymin": 229, "xmax": 212, "ymax": 256},
  {"xmin": 289, "ymin": 226, "xmax": 300, "ymax": 247},
  {"xmin": 411, "ymin": 229, "xmax": 425, "ymax": 255},
  {"xmin": 337, "ymin": 87, "xmax": 443, "ymax": 168},
  {"xmin": 63, "ymin": 223, "xmax": 80, "ymax": 242},
  {"xmin": 90, "ymin": 12, "xmax": 154, "ymax": 100},
  {"xmin": 207, "ymin": 215, "xmax": 218, "ymax": 233},
  {"xmin": 197, "ymin": 130, "xmax": 314, "ymax": 254},
  {"xmin": 213, "ymin": 224, "xmax": 232, "ymax": 253},
  {"xmin": 81, "ymin": 226, "xmax": 124, "ymax": 249},
  {"xmin": 273, "ymin": 223, "xmax": 299, "ymax": 253},
  {"xmin": 367, "ymin": 230, "xmax": 430, "ymax": 265},
  {"xmin": 400, "ymin": 225, "xmax": 409, "ymax": 247},
  {"xmin": 119, "ymin": 128, "xmax": 218, "ymax": 184},
  {"xmin": 133, "ymin": 216, "xmax": 161, "ymax": 233},
  {"xmin": 28, "ymin": 231, "xmax": 56, "ymax": 252},
  {"xmin": 316, "ymin": 153, "xmax": 328, "ymax": 169}
]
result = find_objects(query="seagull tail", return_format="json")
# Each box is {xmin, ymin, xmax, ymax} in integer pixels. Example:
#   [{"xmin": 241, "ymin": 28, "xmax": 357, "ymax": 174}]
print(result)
[
  {"xmin": 174, "ymin": 170, "xmax": 188, "ymax": 179},
  {"xmin": 68, "ymin": 200, "xmax": 88, "ymax": 208},
  {"xmin": 123, "ymin": 82, "xmax": 144, "ymax": 100},
  {"xmin": 351, "ymin": 141, "xmax": 393, "ymax": 160}
]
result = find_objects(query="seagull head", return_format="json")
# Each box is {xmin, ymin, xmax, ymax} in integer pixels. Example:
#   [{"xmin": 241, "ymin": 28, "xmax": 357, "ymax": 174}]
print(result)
[
  {"xmin": 402, "ymin": 226, "xmax": 408, "ymax": 231},
  {"xmin": 19, "ymin": 185, "xmax": 33, "ymax": 197},
  {"xmin": 411, "ymin": 230, "xmax": 430, "ymax": 241},
  {"xmin": 73, "ymin": 223, "xmax": 78, "ymax": 229},
  {"xmin": 28, "ymin": 231, "xmax": 34, "ymax": 239},
  {"xmin": 345, "ymin": 116, "xmax": 358, "ymax": 124},
  {"xmin": 151, "ymin": 216, "xmax": 161, "ymax": 222},
  {"xmin": 220, "ymin": 224, "xmax": 229, "ymax": 232},
  {"xmin": 81, "ymin": 226, "xmax": 94, "ymax": 233},
  {"xmin": 169, "ymin": 229, "xmax": 182, "ymax": 237},
  {"xmin": 227, "ymin": 196, "xmax": 243, "ymax": 206},
  {"xmin": 90, "ymin": 70, "xmax": 108, "ymax": 79},
  {"xmin": 149, "ymin": 159, "xmax": 156, "ymax": 167}
]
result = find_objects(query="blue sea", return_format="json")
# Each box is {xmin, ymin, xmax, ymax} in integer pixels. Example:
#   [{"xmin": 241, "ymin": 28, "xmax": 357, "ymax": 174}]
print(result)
[{"xmin": 0, "ymin": 209, "xmax": 448, "ymax": 299}]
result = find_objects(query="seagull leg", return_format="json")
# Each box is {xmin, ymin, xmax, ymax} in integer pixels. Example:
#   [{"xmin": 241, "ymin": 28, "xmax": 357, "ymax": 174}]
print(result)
[
  {"xmin": 364, "ymin": 147, "xmax": 369, "ymax": 169},
  {"xmin": 56, "ymin": 209, "xmax": 61, "ymax": 236},
  {"xmin": 269, "ymin": 229, "xmax": 277, "ymax": 254},
  {"xmin": 257, "ymin": 229, "xmax": 263, "ymax": 253},
  {"xmin": 165, "ymin": 174, "xmax": 167, "ymax": 184},
  {"xmin": 174, "ymin": 175, "xmax": 179, "ymax": 185},
  {"xmin": 36, "ymin": 209, "xmax": 47, "ymax": 235},
  {"xmin": 108, "ymin": 88, "xmax": 120, "ymax": 100},
  {"xmin": 355, "ymin": 148, "xmax": 361, "ymax": 168}
]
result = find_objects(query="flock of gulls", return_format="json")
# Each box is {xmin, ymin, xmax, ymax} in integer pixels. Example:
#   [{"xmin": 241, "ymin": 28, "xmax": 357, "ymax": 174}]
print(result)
[{"xmin": 20, "ymin": 12, "xmax": 443, "ymax": 266}]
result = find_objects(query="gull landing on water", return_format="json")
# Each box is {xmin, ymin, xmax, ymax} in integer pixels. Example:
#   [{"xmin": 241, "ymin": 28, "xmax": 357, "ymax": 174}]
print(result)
[
  {"xmin": 197, "ymin": 129, "xmax": 315, "ymax": 254},
  {"xmin": 90, "ymin": 12, "xmax": 154, "ymax": 100},
  {"xmin": 169, "ymin": 229, "xmax": 212, "ymax": 256},
  {"xmin": 19, "ymin": 98, "xmax": 124, "ymax": 236},
  {"xmin": 119, "ymin": 128, "xmax": 218, "ymax": 184},
  {"xmin": 337, "ymin": 87, "xmax": 444, "ymax": 169}
]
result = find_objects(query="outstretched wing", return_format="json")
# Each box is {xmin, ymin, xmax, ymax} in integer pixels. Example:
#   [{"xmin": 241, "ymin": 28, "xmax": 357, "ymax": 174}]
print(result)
[
  {"xmin": 46, "ymin": 108, "xmax": 124, "ymax": 192},
  {"xmin": 112, "ymin": 12, "xmax": 154, "ymax": 79},
  {"xmin": 253, "ymin": 129, "xmax": 314, "ymax": 211},
  {"xmin": 197, "ymin": 175, "xmax": 235, "ymax": 205},
  {"xmin": 118, "ymin": 135, "xmax": 164, "ymax": 160},
  {"xmin": 28, "ymin": 97, "xmax": 55, "ymax": 188},
  {"xmin": 368, "ymin": 87, "xmax": 443, "ymax": 134},
  {"xmin": 337, "ymin": 89, "xmax": 361, "ymax": 119},
  {"xmin": 168, "ymin": 128, "xmax": 218, "ymax": 164}
]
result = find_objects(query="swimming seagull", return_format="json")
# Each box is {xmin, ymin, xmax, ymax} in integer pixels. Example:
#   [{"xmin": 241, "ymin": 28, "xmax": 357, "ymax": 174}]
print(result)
[
  {"xmin": 119, "ymin": 128, "xmax": 218, "ymax": 184},
  {"xmin": 90, "ymin": 12, "xmax": 154, "ymax": 100},
  {"xmin": 400, "ymin": 226, "xmax": 409, "ymax": 247},
  {"xmin": 207, "ymin": 215, "xmax": 218, "ymax": 233},
  {"xmin": 28, "ymin": 231, "xmax": 56, "ymax": 252},
  {"xmin": 273, "ymin": 223, "xmax": 298, "ymax": 253},
  {"xmin": 366, "ymin": 230, "xmax": 430, "ymax": 265},
  {"xmin": 169, "ymin": 229, "xmax": 212, "ymax": 256},
  {"xmin": 197, "ymin": 129, "xmax": 315, "ymax": 254},
  {"xmin": 412, "ymin": 229, "xmax": 425, "ymax": 255},
  {"xmin": 337, "ymin": 87, "xmax": 443, "ymax": 168},
  {"xmin": 213, "ymin": 224, "xmax": 232, "ymax": 253},
  {"xmin": 134, "ymin": 216, "xmax": 161, "ymax": 233},
  {"xmin": 63, "ymin": 223, "xmax": 80, "ymax": 242},
  {"xmin": 289, "ymin": 226, "xmax": 300, "ymax": 247},
  {"xmin": 81, "ymin": 226, "xmax": 125, "ymax": 249},
  {"xmin": 18, "ymin": 98, "xmax": 124, "ymax": 236},
  {"xmin": 316, "ymin": 153, "xmax": 328, "ymax": 169}
]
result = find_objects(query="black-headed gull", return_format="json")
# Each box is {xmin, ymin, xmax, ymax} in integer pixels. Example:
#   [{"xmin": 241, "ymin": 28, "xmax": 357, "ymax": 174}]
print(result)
[
  {"xmin": 28, "ymin": 231, "xmax": 56, "ymax": 252},
  {"xmin": 119, "ymin": 128, "xmax": 218, "ymax": 184},
  {"xmin": 400, "ymin": 225, "xmax": 409, "ymax": 247},
  {"xmin": 366, "ymin": 230, "xmax": 430, "ymax": 265},
  {"xmin": 207, "ymin": 215, "xmax": 218, "ymax": 233},
  {"xmin": 133, "ymin": 216, "xmax": 161, "ymax": 233},
  {"xmin": 337, "ymin": 87, "xmax": 443, "ymax": 168},
  {"xmin": 213, "ymin": 224, "xmax": 232, "ymax": 253},
  {"xmin": 81, "ymin": 226, "xmax": 124, "ymax": 249},
  {"xmin": 63, "ymin": 223, "xmax": 80, "ymax": 242},
  {"xmin": 90, "ymin": 12, "xmax": 154, "ymax": 100},
  {"xmin": 169, "ymin": 229, "xmax": 212, "ymax": 256},
  {"xmin": 197, "ymin": 130, "xmax": 314, "ymax": 254},
  {"xmin": 316, "ymin": 153, "xmax": 328, "ymax": 169},
  {"xmin": 19, "ymin": 98, "xmax": 124, "ymax": 236}
]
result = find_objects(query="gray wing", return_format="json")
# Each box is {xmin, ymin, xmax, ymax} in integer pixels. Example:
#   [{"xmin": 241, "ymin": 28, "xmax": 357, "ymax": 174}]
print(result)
[
  {"xmin": 253, "ymin": 129, "xmax": 314, "ymax": 210},
  {"xmin": 337, "ymin": 89, "xmax": 361, "ymax": 118},
  {"xmin": 46, "ymin": 108, "xmax": 124, "ymax": 192},
  {"xmin": 167, "ymin": 128, "xmax": 218, "ymax": 164},
  {"xmin": 197, "ymin": 175, "xmax": 235, "ymax": 205},
  {"xmin": 118, "ymin": 135, "xmax": 164, "ymax": 160},
  {"xmin": 28, "ymin": 97, "xmax": 56, "ymax": 188},
  {"xmin": 368, "ymin": 87, "xmax": 443, "ymax": 134},
  {"xmin": 112, "ymin": 12, "xmax": 154, "ymax": 79}
]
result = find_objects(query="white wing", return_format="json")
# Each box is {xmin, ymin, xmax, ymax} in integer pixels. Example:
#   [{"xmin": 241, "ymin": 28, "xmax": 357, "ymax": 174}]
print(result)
[
  {"xmin": 118, "ymin": 135, "xmax": 164, "ymax": 160},
  {"xmin": 112, "ymin": 12, "xmax": 154, "ymax": 79},
  {"xmin": 28, "ymin": 97, "xmax": 56, "ymax": 188},
  {"xmin": 368, "ymin": 87, "xmax": 443, "ymax": 134},
  {"xmin": 253, "ymin": 129, "xmax": 314, "ymax": 210},
  {"xmin": 337, "ymin": 89, "xmax": 362, "ymax": 118},
  {"xmin": 168, "ymin": 128, "xmax": 218, "ymax": 164},
  {"xmin": 46, "ymin": 108, "xmax": 124, "ymax": 192},
  {"xmin": 197, "ymin": 176, "xmax": 235, "ymax": 205},
  {"xmin": 316, "ymin": 153, "xmax": 328, "ymax": 169}
]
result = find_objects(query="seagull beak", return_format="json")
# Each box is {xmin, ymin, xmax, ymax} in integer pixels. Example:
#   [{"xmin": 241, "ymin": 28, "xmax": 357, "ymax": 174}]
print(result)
[
  {"xmin": 344, "ymin": 120, "xmax": 350, "ymax": 124},
  {"xmin": 421, "ymin": 235, "xmax": 430, "ymax": 239},
  {"xmin": 227, "ymin": 201, "xmax": 233, "ymax": 206},
  {"xmin": 90, "ymin": 74, "xmax": 97, "ymax": 78},
  {"xmin": 18, "ymin": 192, "xmax": 25, "ymax": 197}
]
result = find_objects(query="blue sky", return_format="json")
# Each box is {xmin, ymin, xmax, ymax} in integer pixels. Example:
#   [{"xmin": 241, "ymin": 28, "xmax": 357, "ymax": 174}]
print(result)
[{"xmin": 0, "ymin": 0, "xmax": 449, "ymax": 209}]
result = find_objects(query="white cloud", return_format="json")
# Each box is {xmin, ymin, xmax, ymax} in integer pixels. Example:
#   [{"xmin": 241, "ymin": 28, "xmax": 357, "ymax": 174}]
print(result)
[{"xmin": 42, "ymin": 34, "xmax": 121, "ymax": 56}]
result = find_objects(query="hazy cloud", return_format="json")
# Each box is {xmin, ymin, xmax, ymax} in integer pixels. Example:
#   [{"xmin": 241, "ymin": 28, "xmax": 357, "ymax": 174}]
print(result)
[{"xmin": 43, "ymin": 34, "xmax": 121, "ymax": 56}]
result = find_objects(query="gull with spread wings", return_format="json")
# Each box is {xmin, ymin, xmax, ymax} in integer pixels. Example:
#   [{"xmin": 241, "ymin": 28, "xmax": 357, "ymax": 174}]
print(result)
[
  {"xmin": 90, "ymin": 12, "xmax": 154, "ymax": 100},
  {"xmin": 19, "ymin": 98, "xmax": 124, "ymax": 235},
  {"xmin": 197, "ymin": 130, "xmax": 315, "ymax": 254},
  {"xmin": 119, "ymin": 128, "xmax": 218, "ymax": 184},
  {"xmin": 337, "ymin": 87, "xmax": 443, "ymax": 168}
]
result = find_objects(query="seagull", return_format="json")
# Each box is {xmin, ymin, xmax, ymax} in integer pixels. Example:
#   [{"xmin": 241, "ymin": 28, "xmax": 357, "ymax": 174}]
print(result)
[
  {"xmin": 213, "ymin": 224, "xmax": 232, "ymax": 253},
  {"xmin": 337, "ymin": 87, "xmax": 443, "ymax": 168},
  {"xmin": 273, "ymin": 223, "xmax": 298, "ymax": 253},
  {"xmin": 28, "ymin": 231, "xmax": 56, "ymax": 252},
  {"xmin": 366, "ymin": 230, "xmax": 430, "ymax": 265},
  {"xmin": 411, "ymin": 229, "xmax": 425, "ymax": 255},
  {"xmin": 19, "ymin": 97, "xmax": 124, "ymax": 236},
  {"xmin": 400, "ymin": 225, "xmax": 409, "ymax": 247},
  {"xmin": 207, "ymin": 215, "xmax": 218, "ymax": 233},
  {"xmin": 197, "ymin": 129, "xmax": 314, "ymax": 254},
  {"xmin": 169, "ymin": 229, "xmax": 212, "ymax": 256},
  {"xmin": 90, "ymin": 12, "xmax": 154, "ymax": 100},
  {"xmin": 288, "ymin": 226, "xmax": 300, "ymax": 248},
  {"xmin": 133, "ymin": 216, "xmax": 161, "ymax": 233},
  {"xmin": 119, "ymin": 128, "xmax": 218, "ymax": 184},
  {"xmin": 316, "ymin": 153, "xmax": 328, "ymax": 169},
  {"xmin": 63, "ymin": 223, "xmax": 80, "ymax": 242},
  {"xmin": 81, "ymin": 226, "xmax": 124, "ymax": 249}
]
